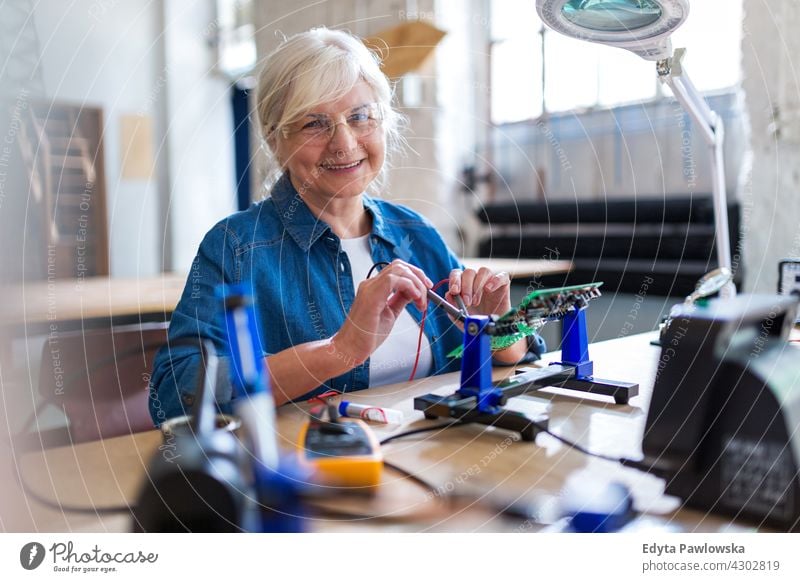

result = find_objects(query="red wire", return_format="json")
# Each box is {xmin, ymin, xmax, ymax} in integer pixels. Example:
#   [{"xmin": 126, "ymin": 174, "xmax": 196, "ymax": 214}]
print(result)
[
  {"xmin": 409, "ymin": 278, "xmax": 450, "ymax": 381},
  {"xmin": 309, "ymin": 390, "xmax": 341, "ymax": 405}
]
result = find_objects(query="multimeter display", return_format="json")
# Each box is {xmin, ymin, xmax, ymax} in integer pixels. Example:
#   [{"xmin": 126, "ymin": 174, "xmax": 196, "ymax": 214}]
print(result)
[
  {"xmin": 297, "ymin": 416, "xmax": 383, "ymax": 488},
  {"xmin": 304, "ymin": 422, "xmax": 374, "ymax": 459}
]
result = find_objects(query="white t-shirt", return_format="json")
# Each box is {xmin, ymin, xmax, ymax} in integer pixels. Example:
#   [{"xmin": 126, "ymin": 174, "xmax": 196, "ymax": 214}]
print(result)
[{"xmin": 340, "ymin": 235, "xmax": 433, "ymax": 387}]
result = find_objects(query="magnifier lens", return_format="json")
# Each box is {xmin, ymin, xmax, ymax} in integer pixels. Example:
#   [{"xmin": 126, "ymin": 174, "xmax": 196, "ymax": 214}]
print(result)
[{"xmin": 561, "ymin": 0, "xmax": 663, "ymax": 32}]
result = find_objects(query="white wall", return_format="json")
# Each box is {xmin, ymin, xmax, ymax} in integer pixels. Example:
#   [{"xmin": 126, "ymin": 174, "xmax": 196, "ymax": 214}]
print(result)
[
  {"xmin": 162, "ymin": 0, "xmax": 237, "ymax": 272},
  {"xmin": 434, "ymin": 0, "xmax": 496, "ymax": 255},
  {"xmin": 741, "ymin": 0, "xmax": 800, "ymax": 292},
  {"xmin": 33, "ymin": 0, "xmax": 237, "ymax": 277},
  {"xmin": 34, "ymin": 0, "xmax": 164, "ymax": 277}
]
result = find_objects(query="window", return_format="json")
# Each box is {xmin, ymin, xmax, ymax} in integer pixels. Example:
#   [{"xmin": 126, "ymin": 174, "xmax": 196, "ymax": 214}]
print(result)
[
  {"xmin": 215, "ymin": 0, "xmax": 256, "ymax": 78},
  {"xmin": 490, "ymin": 0, "xmax": 543, "ymax": 123},
  {"xmin": 490, "ymin": 0, "xmax": 743, "ymax": 123}
]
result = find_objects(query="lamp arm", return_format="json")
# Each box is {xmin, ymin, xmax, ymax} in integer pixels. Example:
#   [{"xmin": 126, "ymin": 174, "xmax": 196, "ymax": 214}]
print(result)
[
  {"xmin": 659, "ymin": 51, "xmax": 716, "ymax": 139},
  {"xmin": 711, "ymin": 117, "xmax": 735, "ymax": 297},
  {"xmin": 663, "ymin": 74, "xmax": 716, "ymax": 144},
  {"xmin": 658, "ymin": 51, "xmax": 736, "ymax": 297}
]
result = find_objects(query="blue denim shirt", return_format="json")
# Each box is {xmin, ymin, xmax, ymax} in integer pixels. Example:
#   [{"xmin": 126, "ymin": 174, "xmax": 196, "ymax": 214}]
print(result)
[{"xmin": 148, "ymin": 174, "xmax": 465, "ymax": 425}]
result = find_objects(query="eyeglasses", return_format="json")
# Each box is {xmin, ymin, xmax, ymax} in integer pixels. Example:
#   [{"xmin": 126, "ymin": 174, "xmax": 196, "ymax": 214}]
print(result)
[{"xmin": 281, "ymin": 102, "xmax": 383, "ymax": 144}]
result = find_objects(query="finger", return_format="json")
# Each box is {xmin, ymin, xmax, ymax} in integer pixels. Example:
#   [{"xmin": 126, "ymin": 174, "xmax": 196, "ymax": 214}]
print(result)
[
  {"xmin": 364, "ymin": 270, "xmax": 420, "ymax": 300},
  {"xmin": 386, "ymin": 292, "xmax": 408, "ymax": 315},
  {"xmin": 442, "ymin": 291, "xmax": 465, "ymax": 325},
  {"xmin": 472, "ymin": 267, "xmax": 494, "ymax": 304},
  {"xmin": 448, "ymin": 290, "xmax": 468, "ymax": 314},
  {"xmin": 389, "ymin": 263, "xmax": 429, "ymax": 308},
  {"xmin": 449, "ymin": 269, "xmax": 462, "ymax": 295},
  {"xmin": 459, "ymin": 269, "xmax": 477, "ymax": 306},
  {"xmin": 390, "ymin": 272, "xmax": 427, "ymax": 311},
  {"xmin": 379, "ymin": 262, "xmax": 428, "ymax": 308},
  {"xmin": 391, "ymin": 259, "xmax": 433, "ymax": 288},
  {"xmin": 385, "ymin": 274, "xmax": 425, "ymax": 312},
  {"xmin": 386, "ymin": 260, "xmax": 430, "ymax": 299},
  {"xmin": 485, "ymin": 271, "xmax": 511, "ymax": 293}
]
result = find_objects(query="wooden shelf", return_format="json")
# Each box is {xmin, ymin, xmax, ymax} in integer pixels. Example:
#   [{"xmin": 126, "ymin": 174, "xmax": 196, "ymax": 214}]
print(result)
[{"xmin": 17, "ymin": 101, "xmax": 110, "ymax": 280}]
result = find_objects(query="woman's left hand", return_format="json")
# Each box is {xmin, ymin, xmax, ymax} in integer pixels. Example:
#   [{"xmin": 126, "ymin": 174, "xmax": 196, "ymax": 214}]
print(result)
[
  {"xmin": 445, "ymin": 267, "xmax": 512, "ymax": 317},
  {"xmin": 444, "ymin": 267, "xmax": 527, "ymax": 363}
]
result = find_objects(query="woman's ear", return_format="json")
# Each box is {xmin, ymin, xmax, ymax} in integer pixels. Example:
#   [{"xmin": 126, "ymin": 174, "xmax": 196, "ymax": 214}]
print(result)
[
  {"xmin": 266, "ymin": 131, "xmax": 278, "ymax": 156},
  {"xmin": 266, "ymin": 133, "xmax": 285, "ymax": 168}
]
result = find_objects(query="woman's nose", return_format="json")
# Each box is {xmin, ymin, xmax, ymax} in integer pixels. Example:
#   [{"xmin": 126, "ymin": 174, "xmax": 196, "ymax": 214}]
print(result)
[{"xmin": 327, "ymin": 121, "xmax": 358, "ymax": 153}]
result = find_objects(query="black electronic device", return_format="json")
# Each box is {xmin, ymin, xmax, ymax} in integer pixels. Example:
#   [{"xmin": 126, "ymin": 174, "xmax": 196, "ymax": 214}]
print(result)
[
  {"xmin": 642, "ymin": 294, "xmax": 800, "ymax": 531},
  {"xmin": 134, "ymin": 288, "xmax": 312, "ymax": 532},
  {"xmin": 132, "ymin": 340, "xmax": 259, "ymax": 532},
  {"xmin": 778, "ymin": 259, "xmax": 800, "ymax": 322}
]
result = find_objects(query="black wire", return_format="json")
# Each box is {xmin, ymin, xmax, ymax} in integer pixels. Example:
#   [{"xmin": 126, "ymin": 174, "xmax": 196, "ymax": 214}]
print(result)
[
  {"xmin": 298, "ymin": 459, "xmax": 443, "ymax": 522},
  {"xmin": 12, "ymin": 336, "xmax": 217, "ymax": 516},
  {"xmin": 366, "ymin": 261, "xmax": 390, "ymax": 280},
  {"xmin": 383, "ymin": 460, "xmax": 438, "ymax": 496},
  {"xmin": 12, "ymin": 337, "xmax": 171, "ymax": 515},
  {"xmin": 15, "ymin": 420, "xmax": 644, "ymax": 519},
  {"xmin": 376, "ymin": 419, "xmax": 630, "ymax": 525},
  {"xmin": 527, "ymin": 420, "xmax": 626, "ymax": 464},
  {"xmin": 379, "ymin": 420, "xmax": 465, "ymax": 446},
  {"xmin": 526, "ymin": 420, "xmax": 665, "ymax": 473},
  {"xmin": 530, "ymin": 420, "xmax": 666, "ymax": 474},
  {"xmin": 14, "ymin": 468, "xmax": 133, "ymax": 515},
  {"xmin": 9, "ymin": 339, "xmax": 173, "ymax": 515},
  {"xmin": 378, "ymin": 417, "xmax": 659, "ymax": 475}
]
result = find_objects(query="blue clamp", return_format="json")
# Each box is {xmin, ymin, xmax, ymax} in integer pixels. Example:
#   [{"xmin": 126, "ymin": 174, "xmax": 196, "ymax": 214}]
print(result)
[
  {"xmin": 457, "ymin": 315, "xmax": 504, "ymax": 412},
  {"xmin": 557, "ymin": 308, "xmax": 594, "ymax": 378}
]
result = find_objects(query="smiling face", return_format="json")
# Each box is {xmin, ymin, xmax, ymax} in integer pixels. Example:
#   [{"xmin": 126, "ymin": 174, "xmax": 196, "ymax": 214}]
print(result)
[{"xmin": 274, "ymin": 81, "xmax": 386, "ymax": 206}]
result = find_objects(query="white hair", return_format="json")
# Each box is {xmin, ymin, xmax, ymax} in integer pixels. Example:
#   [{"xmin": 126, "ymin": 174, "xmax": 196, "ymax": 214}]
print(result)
[{"xmin": 256, "ymin": 27, "xmax": 405, "ymax": 194}]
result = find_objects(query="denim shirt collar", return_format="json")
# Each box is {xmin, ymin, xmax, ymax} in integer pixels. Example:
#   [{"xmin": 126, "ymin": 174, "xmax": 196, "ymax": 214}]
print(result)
[{"xmin": 271, "ymin": 173, "xmax": 402, "ymax": 251}]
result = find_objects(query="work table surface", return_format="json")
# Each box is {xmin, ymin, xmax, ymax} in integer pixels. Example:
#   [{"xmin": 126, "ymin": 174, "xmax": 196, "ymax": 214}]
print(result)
[{"xmin": 13, "ymin": 331, "xmax": 752, "ymax": 533}]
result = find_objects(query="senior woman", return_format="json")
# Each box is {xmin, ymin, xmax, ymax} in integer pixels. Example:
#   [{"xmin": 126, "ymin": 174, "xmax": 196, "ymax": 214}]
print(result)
[{"xmin": 149, "ymin": 28, "xmax": 531, "ymax": 424}]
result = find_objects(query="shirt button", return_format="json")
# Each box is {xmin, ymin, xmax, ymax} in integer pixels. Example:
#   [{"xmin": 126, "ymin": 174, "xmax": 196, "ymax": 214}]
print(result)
[{"xmin": 340, "ymin": 262, "xmax": 345, "ymax": 272}]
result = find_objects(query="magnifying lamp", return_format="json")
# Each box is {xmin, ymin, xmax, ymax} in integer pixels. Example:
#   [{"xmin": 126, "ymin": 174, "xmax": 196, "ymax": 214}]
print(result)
[{"xmin": 535, "ymin": 0, "xmax": 736, "ymax": 297}]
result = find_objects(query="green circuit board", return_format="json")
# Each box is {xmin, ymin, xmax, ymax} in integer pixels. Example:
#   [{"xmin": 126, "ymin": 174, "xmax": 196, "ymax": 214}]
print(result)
[
  {"xmin": 446, "ymin": 321, "xmax": 541, "ymax": 359},
  {"xmin": 498, "ymin": 282, "xmax": 603, "ymax": 323},
  {"xmin": 446, "ymin": 282, "xmax": 603, "ymax": 358}
]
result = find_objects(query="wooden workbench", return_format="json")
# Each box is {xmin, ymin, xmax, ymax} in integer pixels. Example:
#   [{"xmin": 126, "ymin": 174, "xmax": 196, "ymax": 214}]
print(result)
[{"xmin": 11, "ymin": 331, "xmax": 752, "ymax": 533}]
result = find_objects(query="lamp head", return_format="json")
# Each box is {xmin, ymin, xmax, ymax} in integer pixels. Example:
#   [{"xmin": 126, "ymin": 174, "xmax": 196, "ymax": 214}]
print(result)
[{"xmin": 536, "ymin": 0, "xmax": 689, "ymax": 60}]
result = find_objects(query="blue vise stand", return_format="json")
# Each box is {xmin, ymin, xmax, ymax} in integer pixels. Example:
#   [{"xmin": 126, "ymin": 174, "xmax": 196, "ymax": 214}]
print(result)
[
  {"xmin": 457, "ymin": 316, "xmax": 500, "ymax": 410},
  {"xmin": 534, "ymin": 306, "xmax": 639, "ymax": 405},
  {"xmin": 414, "ymin": 314, "xmax": 550, "ymax": 442},
  {"xmin": 559, "ymin": 308, "xmax": 593, "ymax": 378},
  {"xmin": 414, "ymin": 305, "xmax": 638, "ymax": 441}
]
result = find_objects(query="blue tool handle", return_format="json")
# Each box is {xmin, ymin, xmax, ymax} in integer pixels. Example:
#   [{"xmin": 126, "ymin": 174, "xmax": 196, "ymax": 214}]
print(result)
[{"xmin": 220, "ymin": 284, "xmax": 280, "ymax": 469}]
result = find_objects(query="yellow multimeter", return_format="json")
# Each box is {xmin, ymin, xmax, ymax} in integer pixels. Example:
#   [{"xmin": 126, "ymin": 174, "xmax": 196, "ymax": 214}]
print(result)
[{"xmin": 297, "ymin": 407, "xmax": 383, "ymax": 489}]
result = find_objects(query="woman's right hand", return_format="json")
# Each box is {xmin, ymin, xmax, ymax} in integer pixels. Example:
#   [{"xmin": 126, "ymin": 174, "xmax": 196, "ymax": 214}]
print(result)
[{"xmin": 330, "ymin": 259, "xmax": 433, "ymax": 366}]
